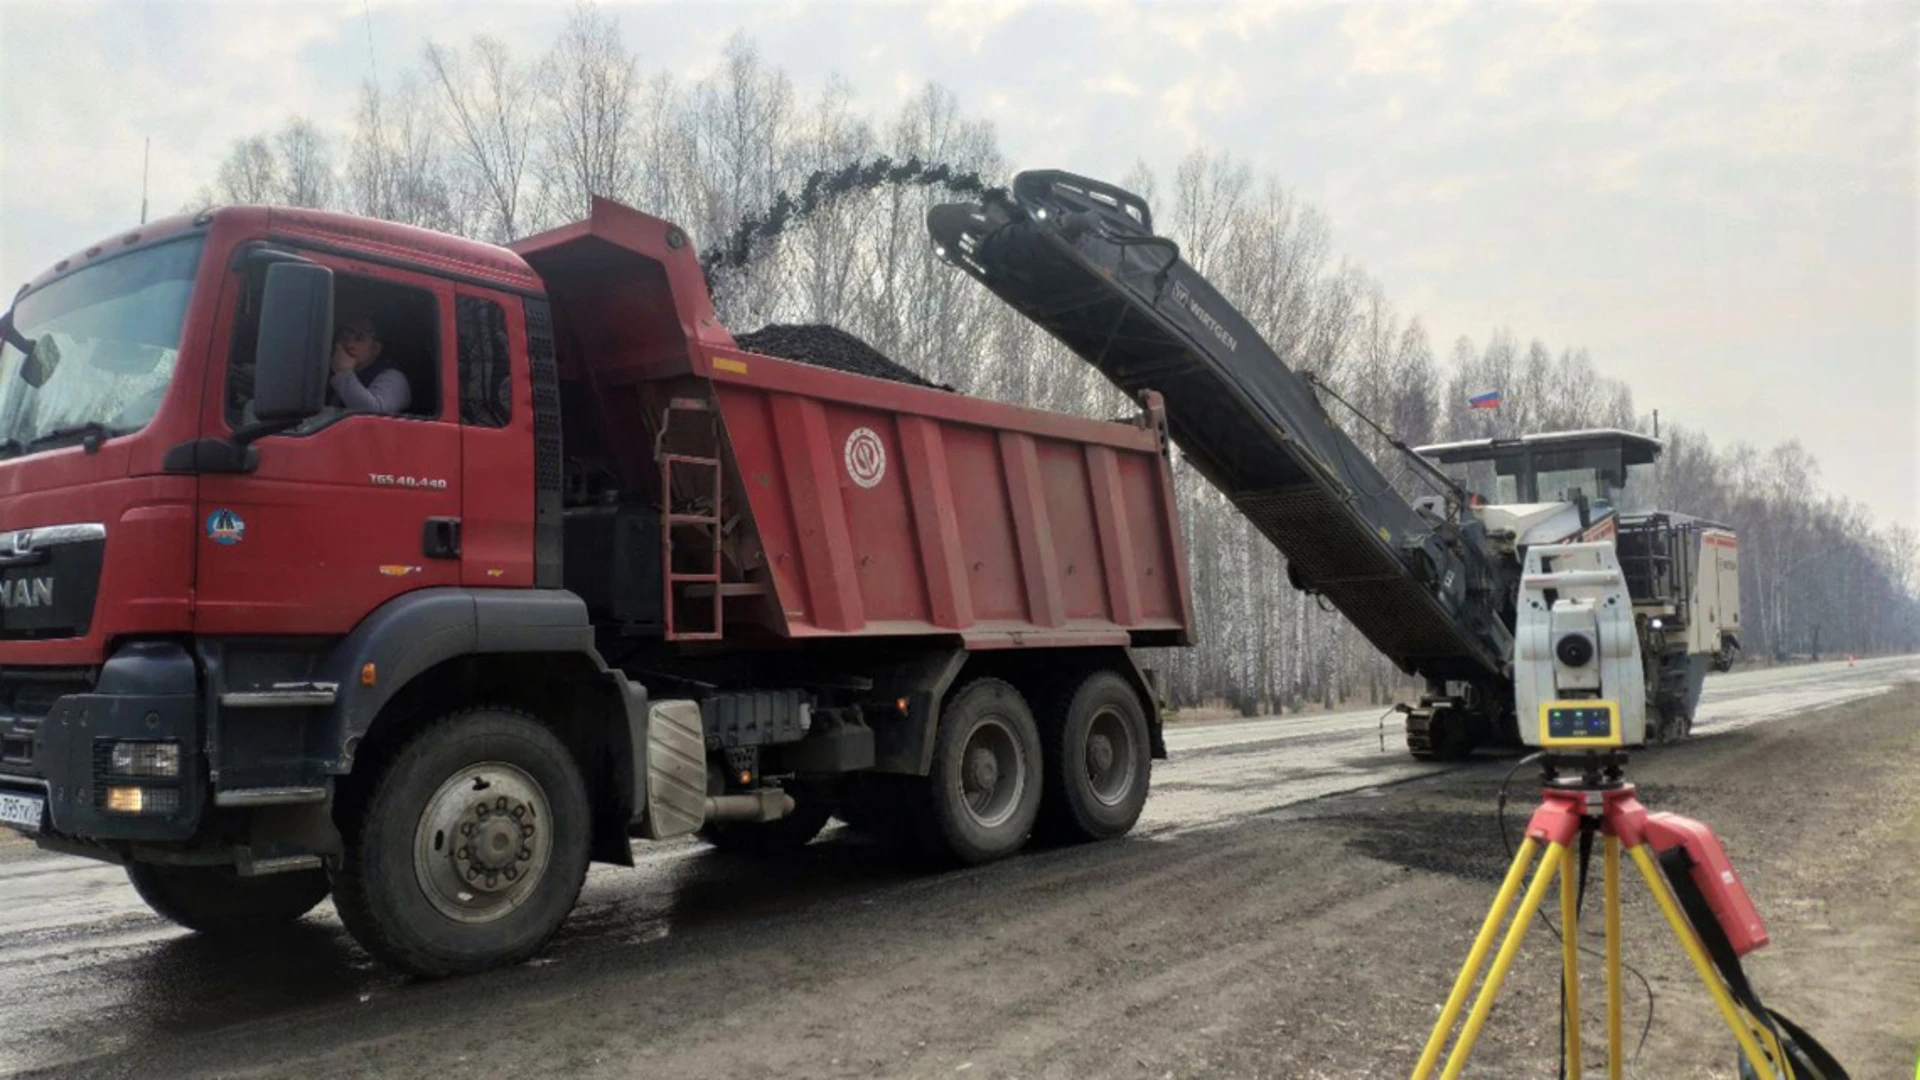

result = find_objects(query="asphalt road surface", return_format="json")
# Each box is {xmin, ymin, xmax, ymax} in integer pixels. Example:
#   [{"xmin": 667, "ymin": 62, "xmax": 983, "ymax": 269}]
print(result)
[{"xmin": 2, "ymin": 655, "xmax": 1913, "ymax": 1078}]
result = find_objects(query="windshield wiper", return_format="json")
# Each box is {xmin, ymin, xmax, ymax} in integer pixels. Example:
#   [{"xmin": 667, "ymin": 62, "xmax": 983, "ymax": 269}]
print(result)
[
  {"xmin": 25, "ymin": 421, "xmax": 114, "ymax": 454},
  {"xmin": 0, "ymin": 436, "xmax": 24, "ymax": 459}
]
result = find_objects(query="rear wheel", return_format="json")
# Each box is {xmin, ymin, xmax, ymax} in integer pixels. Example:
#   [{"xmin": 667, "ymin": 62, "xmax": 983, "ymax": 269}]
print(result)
[
  {"xmin": 915, "ymin": 678, "xmax": 1043, "ymax": 866},
  {"xmin": 330, "ymin": 707, "xmax": 591, "ymax": 978},
  {"xmin": 1040, "ymin": 671, "xmax": 1152, "ymax": 842},
  {"xmin": 127, "ymin": 863, "xmax": 329, "ymax": 934}
]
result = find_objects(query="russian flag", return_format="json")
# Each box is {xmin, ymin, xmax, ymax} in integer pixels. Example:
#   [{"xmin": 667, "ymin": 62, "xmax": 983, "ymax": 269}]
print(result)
[{"xmin": 1468, "ymin": 389, "xmax": 1502, "ymax": 410}]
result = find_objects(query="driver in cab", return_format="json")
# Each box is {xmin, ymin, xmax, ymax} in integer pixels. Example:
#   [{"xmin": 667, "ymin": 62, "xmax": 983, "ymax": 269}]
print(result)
[{"xmin": 330, "ymin": 310, "xmax": 410, "ymax": 416}]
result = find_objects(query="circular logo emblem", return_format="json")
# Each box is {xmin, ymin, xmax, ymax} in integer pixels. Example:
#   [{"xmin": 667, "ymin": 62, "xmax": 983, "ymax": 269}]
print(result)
[
  {"xmin": 843, "ymin": 427, "xmax": 886, "ymax": 489},
  {"xmin": 206, "ymin": 509, "xmax": 246, "ymax": 545}
]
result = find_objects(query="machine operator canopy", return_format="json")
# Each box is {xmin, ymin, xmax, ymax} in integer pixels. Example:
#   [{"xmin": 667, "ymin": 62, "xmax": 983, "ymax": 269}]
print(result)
[{"xmin": 1415, "ymin": 429, "xmax": 1663, "ymax": 513}]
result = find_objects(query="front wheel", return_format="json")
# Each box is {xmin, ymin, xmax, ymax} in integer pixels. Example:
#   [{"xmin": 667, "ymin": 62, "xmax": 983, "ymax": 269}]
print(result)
[
  {"xmin": 127, "ymin": 863, "xmax": 330, "ymax": 934},
  {"xmin": 330, "ymin": 707, "xmax": 592, "ymax": 978}
]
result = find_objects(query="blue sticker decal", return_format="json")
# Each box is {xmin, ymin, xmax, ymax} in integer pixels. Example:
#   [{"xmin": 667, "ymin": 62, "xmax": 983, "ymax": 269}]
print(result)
[{"xmin": 206, "ymin": 509, "xmax": 246, "ymax": 545}]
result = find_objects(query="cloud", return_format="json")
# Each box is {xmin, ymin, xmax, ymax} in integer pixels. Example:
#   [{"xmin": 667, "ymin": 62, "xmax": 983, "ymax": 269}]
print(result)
[
  {"xmin": 923, "ymin": 0, "xmax": 1027, "ymax": 56},
  {"xmin": 0, "ymin": 0, "xmax": 1910, "ymax": 527}
]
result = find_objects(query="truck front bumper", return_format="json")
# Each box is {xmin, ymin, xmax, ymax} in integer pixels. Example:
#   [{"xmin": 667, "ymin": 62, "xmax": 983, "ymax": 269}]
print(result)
[{"xmin": 0, "ymin": 641, "xmax": 204, "ymax": 844}]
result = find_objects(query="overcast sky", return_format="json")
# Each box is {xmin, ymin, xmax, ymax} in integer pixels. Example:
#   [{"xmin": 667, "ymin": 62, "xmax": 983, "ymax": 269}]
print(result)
[{"xmin": 2, "ymin": 1, "xmax": 1913, "ymax": 531}]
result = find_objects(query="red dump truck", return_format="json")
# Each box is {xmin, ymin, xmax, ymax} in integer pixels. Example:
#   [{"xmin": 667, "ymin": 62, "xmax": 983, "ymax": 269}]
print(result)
[{"xmin": 0, "ymin": 197, "xmax": 1192, "ymax": 974}]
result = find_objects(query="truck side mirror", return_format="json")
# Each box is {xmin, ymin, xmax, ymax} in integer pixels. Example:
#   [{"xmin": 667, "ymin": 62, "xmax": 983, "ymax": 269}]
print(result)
[{"xmin": 252, "ymin": 262, "xmax": 333, "ymax": 422}]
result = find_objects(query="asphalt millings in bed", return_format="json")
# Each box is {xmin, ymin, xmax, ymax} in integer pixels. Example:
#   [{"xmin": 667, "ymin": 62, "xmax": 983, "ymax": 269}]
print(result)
[{"xmin": 733, "ymin": 324, "xmax": 944, "ymax": 390}]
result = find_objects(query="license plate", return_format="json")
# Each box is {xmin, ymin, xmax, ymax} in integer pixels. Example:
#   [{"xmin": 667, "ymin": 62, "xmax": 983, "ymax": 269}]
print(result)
[{"xmin": 0, "ymin": 791, "xmax": 44, "ymax": 834}]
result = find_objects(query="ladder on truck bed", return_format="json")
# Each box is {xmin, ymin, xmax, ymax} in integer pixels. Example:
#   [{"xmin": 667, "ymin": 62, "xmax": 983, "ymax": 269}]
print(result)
[
  {"xmin": 658, "ymin": 397, "xmax": 725, "ymax": 641},
  {"xmin": 929, "ymin": 171, "xmax": 1511, "ymax": 685}
]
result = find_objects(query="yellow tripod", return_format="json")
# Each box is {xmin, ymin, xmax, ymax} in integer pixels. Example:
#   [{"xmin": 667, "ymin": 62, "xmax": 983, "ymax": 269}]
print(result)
[{"xmin": 1411, "ymin": 754, "xmax": 1797, "ymax": 1079}]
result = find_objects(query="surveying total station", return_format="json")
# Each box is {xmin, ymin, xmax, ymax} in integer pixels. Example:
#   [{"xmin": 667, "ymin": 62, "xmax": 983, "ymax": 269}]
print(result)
[{"xmin": 1413, "ymin": 541, "xmax": 1846, "ymax": 1078}]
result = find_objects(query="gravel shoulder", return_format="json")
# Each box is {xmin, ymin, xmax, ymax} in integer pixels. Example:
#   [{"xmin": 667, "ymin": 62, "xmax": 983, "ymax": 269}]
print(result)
[{"xmin": 21, "ymin": 683, "xmax": 1913, "ymax": 1080}]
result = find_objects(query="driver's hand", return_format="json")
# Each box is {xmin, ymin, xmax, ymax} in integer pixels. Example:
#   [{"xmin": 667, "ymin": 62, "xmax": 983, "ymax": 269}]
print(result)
[{"xmin": 331, "ymin": 343, "xmax": 355, "ymax": 375}]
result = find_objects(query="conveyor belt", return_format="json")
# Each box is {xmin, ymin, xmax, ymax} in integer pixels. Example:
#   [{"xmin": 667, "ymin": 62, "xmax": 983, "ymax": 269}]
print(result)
[{"xmin": 930, "ymin": 170, "xmax": 1510, "ymax": 682}]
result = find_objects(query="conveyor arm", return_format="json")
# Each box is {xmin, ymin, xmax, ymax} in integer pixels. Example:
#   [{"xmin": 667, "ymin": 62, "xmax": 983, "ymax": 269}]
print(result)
[{"xmin": 930, "ymin": 170, "xmax": 1510, "ymax": 682}]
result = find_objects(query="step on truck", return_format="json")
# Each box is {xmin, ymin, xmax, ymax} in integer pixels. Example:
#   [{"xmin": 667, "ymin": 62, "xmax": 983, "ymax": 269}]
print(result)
[{"xmin": 0, "ymin": 198, "xmax": 1192, "ymax": 975}]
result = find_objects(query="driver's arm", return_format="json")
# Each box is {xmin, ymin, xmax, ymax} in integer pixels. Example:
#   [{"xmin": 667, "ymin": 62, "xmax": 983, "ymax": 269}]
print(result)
[{"xmin": 331, "ymin": 368, "xmax": 411, "ymax": 415}]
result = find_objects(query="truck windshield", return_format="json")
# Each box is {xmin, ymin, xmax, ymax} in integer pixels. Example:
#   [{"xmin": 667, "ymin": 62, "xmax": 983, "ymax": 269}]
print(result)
[{"xmin": 0, "ymin": 237, "xmax": 205, "ymax": 457}]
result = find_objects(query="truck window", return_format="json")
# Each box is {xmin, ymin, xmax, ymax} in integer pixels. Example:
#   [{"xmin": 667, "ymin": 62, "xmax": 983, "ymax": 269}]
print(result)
[
  {"xmin": 456, "ymin": 296, "xmax": 510, "ymax": 428},
  {"xmin": 226, "ymin": 271, "xmax": 441, "ymax": 427}
]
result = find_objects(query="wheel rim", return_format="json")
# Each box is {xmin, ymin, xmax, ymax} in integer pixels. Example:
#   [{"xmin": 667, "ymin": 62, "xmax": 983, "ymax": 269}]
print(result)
[
  {"xmin": 413, "ymin": 761, "xmax": 553, "ymax": 924},
  {"xmin": 1083, "ymin": 705, "xmax": 1138, "ymax": 807},
  {"xmin": 959, "ymin": 716, "xmax": 1027, "ymax": 830}
]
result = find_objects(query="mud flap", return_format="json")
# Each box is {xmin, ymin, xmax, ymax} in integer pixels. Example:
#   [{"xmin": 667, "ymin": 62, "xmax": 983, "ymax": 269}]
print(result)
[{"xmin": 636, "ymin": 700, "xmax": 706, "ymax": 840}]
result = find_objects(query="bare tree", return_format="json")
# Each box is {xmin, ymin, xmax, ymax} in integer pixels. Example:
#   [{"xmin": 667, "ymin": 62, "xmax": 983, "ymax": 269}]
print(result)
[
  {"xmin": 425, "ymin": 36, "xmax": 539, "ymax": 240},
  {"xmin": 215, "ymin": 136, "xmax": 279, "ymax": 204},
  {"xmin": 533, "ymin": 3, "xmax": 642, "ymax": 226},
  {"xmin": 348, "ymin": 76, "xmax": 458, "ymax": 230},
  {"xmin": 274, "ymin": 118, "xmax": 334, "ymax": 209},
  {"xmin": 175, "ymin": 22, "xmax": 1915, "ymax": 709}
]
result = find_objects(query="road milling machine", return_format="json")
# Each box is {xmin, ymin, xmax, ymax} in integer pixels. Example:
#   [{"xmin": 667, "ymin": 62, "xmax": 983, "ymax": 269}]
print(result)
[{"xmin": 930, "ymin": 171, "xmax": 1741, "ymax": 758}]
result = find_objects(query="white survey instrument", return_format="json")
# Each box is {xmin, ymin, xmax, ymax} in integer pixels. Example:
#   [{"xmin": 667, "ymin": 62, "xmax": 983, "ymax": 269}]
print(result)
[{"xmin": 1513, "ymin": 541, "xmax": 1647, "ymax": 746}]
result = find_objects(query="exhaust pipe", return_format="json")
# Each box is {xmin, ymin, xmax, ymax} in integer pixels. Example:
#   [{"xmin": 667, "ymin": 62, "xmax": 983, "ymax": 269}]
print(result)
[{"xmin": 704, "ymin": 791, "xmax": 795, "ymax": 824}]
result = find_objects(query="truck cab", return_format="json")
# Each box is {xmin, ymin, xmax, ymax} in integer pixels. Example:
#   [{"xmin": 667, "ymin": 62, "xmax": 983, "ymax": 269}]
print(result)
[
  {"xmin": 1415, "ymin": 428, "xmax": 1663, "ymax": 545},
  {"xmin": 1415, "ymin": 429, "xmax": 1740, "ymax": 743},
  {"xmin": 0, "ymin": 200, "xmax": 1187, "ymax": 975}
]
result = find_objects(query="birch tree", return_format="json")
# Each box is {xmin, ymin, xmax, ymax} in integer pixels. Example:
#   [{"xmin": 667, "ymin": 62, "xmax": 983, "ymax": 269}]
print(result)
[{"xmin": 424, "ymin": 35, "xmax": 539, "ymax": 240}]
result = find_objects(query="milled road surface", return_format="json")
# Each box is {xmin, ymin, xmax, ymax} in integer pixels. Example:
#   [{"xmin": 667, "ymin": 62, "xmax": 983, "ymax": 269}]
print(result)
[{"xmin": 1, "ymin": 656, "xmax": 1914, "ymax": 1078}]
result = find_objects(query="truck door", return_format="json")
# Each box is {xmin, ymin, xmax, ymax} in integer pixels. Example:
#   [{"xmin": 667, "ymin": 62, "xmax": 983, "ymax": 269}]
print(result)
[
  {"xmin": 451, "ymin": 288, "xmax": 534, "ymax": 588},
  {"xmin": 194, "ymin": 256, "xmax": 463, "ymax": 635}
]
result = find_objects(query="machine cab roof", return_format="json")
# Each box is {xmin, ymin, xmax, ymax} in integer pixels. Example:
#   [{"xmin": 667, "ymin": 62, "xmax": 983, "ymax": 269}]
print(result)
[{"xmin": 1414, "ymin": 428, "xmax": 1662, "ymax": 510}]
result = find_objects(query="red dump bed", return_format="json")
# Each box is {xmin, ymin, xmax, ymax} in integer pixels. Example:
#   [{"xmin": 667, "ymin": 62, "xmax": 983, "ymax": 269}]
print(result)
[{"xmin": 514, "ymin": 199, "xmax": 1193, "ymax": 649}]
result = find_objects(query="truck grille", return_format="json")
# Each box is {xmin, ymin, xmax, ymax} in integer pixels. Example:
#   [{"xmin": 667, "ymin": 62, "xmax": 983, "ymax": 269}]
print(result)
[
  {"xmin": 0, "ymin": 667, "xmax": 94, "ymax": 771},
  {"xmin": 0, "ymin": 527, "xmax": 107, "ymax": 641}
]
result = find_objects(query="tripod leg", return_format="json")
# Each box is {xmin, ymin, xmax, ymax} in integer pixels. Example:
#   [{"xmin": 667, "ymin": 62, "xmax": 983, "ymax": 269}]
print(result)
[
  {"xmin": 1412, "ymin": 837, "xmax": 1542, "ymax": 1080},
  {"xmin": 1437, "ymin": 841, "xmax": 1569, "ymax": 1080},
  {"xmin": 1626, "ymin": 844, "xmax": 1779, "ymax": 1077},
  {"xmin": 1605, "ymin": 835, "xmax": 1622, "ymax": 1080},
  {"xmin": 1561, "ymin": 845, "xmax": 1582, "ymax": 1078}
]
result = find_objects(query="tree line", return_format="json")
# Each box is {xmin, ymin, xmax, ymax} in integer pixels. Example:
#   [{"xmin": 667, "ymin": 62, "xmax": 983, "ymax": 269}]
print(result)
[{"xmin": 191, "ymin": 6, "xmax": 1920, "ymax": 714}]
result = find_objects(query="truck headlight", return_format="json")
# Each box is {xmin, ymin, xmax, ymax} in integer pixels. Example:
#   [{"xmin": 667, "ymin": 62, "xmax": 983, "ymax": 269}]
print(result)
[
  {"xmin": 109, "ymin": 741, "xmax": 180, "ymax": 778},
  {"xmin": 1649, "ymin": 617, "xmax": 1665, "ymax": 631}
]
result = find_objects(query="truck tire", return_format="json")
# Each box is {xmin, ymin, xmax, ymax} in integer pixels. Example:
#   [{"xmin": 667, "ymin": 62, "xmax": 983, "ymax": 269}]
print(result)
[
  {"xmin": 126, "ymin": 863, "xmax": 330, "ymax": 934},
  {"xmin": 1039, "ymin": 671, "xmax": 1151, "ymax": 842},
  {"xmin": 703, "ymin": 799, "xmax": 833, "ymax": 857},
  {"xmin": 915, "ymin": 678, "xmax": 1043, "ymax": 866},
  {"xmin": 330, "ymin": 707, "xmax": 592, "ymax": 978}
]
